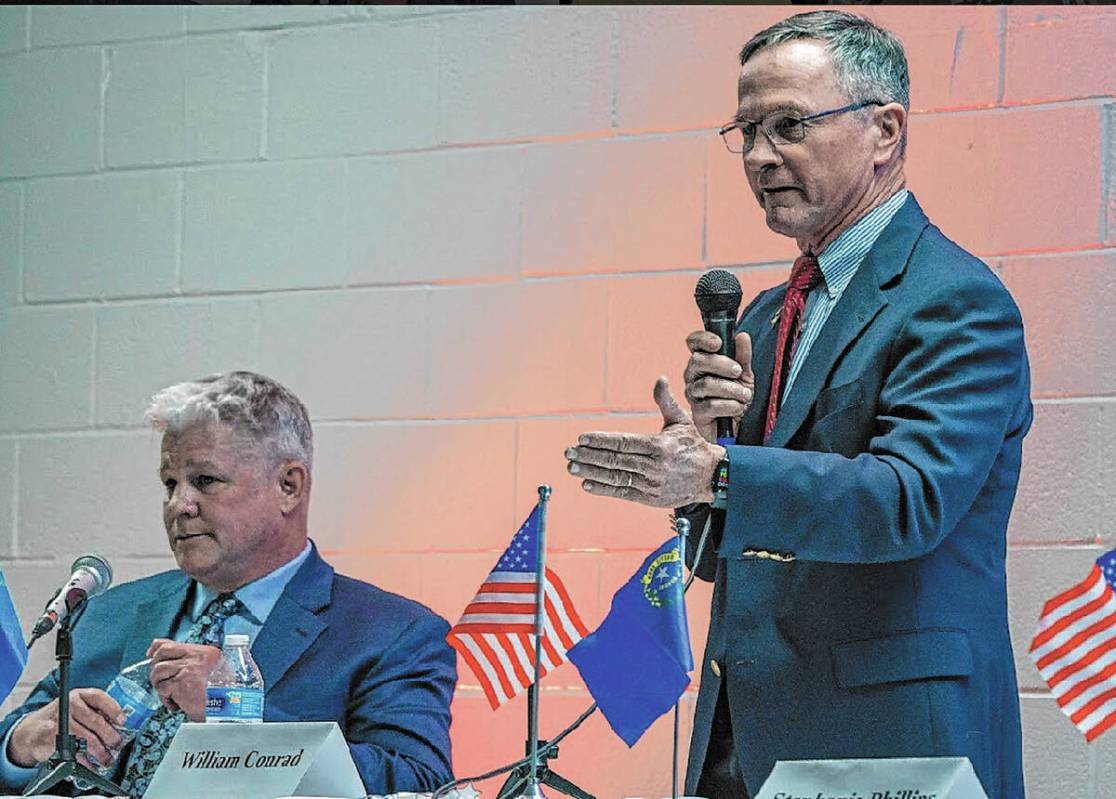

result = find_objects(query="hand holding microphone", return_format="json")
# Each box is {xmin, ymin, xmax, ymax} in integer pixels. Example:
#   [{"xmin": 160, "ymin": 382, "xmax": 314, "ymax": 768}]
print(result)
[
  {"xmin": 685, "ymin": 270, "xmax": 755, "ymax": 444},
  {"xmin": 565, "ymin": 269, "xmax": 756, "ymax": 508}
]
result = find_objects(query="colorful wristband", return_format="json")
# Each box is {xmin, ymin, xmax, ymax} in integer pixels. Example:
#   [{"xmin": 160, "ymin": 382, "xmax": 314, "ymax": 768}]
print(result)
[{"xmin": 711, "ymin": 453, "xmax": 730, "ymax": 509}]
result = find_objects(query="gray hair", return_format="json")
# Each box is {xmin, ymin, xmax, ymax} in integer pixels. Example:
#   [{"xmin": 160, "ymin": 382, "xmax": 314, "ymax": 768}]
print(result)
[
  {"xmin": 145, "ymin": 371, "xmax": 313, "ymax": 471},
  {"xmin": 740, "ymin": 11, "xmax": 910, "ymax": 113}
]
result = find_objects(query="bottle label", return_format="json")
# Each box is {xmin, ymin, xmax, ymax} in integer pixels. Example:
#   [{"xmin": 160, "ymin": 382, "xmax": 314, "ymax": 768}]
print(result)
[
  {"xmin": 206, "ymin": 687, "xmax": 264, "ymax": 722},
  {"xmin": 106, "ymin": 680, "xmax": 157, "ymax": 733}
]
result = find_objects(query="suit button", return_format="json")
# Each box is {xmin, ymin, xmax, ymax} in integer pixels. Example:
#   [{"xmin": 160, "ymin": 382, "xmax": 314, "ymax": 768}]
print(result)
[{"xmin": 710, "ymin": 659, "xmax": 722, "ymax": 678}]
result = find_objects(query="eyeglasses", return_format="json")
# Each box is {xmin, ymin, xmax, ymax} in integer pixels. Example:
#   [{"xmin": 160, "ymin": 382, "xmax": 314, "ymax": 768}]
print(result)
[{"xmin": 719, "ymin": 101, "xmax": 882, "ymax": 154}]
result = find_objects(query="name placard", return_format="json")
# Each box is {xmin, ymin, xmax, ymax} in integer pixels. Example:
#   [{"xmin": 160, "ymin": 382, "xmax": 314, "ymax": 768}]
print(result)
[
  {"xmin": 754, "ymin": 757, "xmax": 989, "ymax": 799},
  {"xmin": 143, "ymin": 721, "xmax": 365, "ymax": 799}
]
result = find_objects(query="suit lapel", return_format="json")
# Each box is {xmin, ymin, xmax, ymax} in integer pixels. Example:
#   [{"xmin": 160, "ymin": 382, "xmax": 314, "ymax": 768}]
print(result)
[
  {"xmin": 252, "ymin": 543, "xmax": 332, "ymax": 693},
  {"xmin": 121, "ymin": 574, "xmax": 192, "ymax": 668},
  {"xmin": 764, "ymin": 194, "xmax": 931, "ymax": 449},
  {"xmin": 765, "ymin": 271, "xmax": 886, "ymax": 448},
  {"xmin": 736, "ymin": 288, "xmax": 784, "ymax": 445}
]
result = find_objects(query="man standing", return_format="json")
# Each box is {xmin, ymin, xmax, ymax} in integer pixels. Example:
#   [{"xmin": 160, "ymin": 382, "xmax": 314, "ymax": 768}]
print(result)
[
  {"xmin": 565, "ymin": 11, "xmax": 1029, "ymax": 798},
  {"xmin": 0, "ymin": 371, "xmax": 456, "ymax": 795}
]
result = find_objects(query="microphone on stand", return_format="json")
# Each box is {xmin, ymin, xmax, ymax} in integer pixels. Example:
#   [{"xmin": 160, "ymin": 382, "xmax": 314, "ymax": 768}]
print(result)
[
  {"xmin": 29, "ymin": 554, "xmax": 113, "ymax": 646},
  {"xmin": 694, "ymin": 269, "xmax": 744, "ymax": 445},
  {"xmin": 21, "ymin": 553, "xmax": 127, "ymax": 796}
]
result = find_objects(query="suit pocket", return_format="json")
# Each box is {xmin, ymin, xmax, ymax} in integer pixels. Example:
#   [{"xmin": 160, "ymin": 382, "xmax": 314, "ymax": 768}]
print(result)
[
  {"xmin": 810, "ymin": 379, "xmax": 869, "ymax": 455},
  {"xmin": 813, "ymin": 378, "xmax": 866, "ymax": 425},
  {"xmin": 831, "ymin": 628, "xmax": 973, "ymax": 689}
]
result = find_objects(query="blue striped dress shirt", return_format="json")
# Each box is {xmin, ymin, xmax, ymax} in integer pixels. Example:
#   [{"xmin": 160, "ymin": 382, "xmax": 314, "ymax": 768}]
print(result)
[{"xmin": 781, "ymin": 189, "xmax": 910, "ymax": 403}]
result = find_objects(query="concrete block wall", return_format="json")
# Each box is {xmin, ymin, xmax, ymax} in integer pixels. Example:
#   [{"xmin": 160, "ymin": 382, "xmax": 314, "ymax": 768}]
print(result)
[{"xmin": 0, "ymin": 5, "xmax": 1112, "ymax": 796}]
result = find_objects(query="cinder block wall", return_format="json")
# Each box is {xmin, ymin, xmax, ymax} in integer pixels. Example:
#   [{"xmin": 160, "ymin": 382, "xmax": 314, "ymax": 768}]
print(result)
[{"xmin": 0, "ymin": 6, "xmax": 1113, "ymax": 796}]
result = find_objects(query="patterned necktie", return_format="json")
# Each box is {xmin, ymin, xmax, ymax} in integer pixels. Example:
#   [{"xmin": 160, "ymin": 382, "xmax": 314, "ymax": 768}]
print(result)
[
  {"xmin": 118, "ymin": 592, "xmax": 242, "ymax": 796},
  {"xmin": 764, "ymin": 254, "xmax": 823, "ymax": 442}
]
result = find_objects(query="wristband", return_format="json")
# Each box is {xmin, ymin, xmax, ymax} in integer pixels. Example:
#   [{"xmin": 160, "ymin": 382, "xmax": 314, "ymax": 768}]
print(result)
[{"xmin": 711, "ymin": 452, "xmax": 730, "ymax": 509}]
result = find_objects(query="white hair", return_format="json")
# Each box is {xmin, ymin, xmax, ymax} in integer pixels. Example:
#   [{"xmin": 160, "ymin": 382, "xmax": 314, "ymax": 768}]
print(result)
[{"xmin": 145, "ymin": 371, "xmax": 313, "ymax": 471}]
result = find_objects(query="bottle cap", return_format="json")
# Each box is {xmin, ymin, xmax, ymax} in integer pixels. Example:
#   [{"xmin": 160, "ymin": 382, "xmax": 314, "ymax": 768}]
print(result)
[{"xmin": 224, "ymin": 634, "xmax": 250, "ymax": 647}]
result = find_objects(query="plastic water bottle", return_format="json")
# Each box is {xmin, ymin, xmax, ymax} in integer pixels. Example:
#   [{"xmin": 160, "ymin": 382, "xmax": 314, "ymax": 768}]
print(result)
[
  {"xmin": 205, "ymin": 634, "xmax": 264, "ymax": 723},
  {"xmin": 87, "ymin": 658, "xmax": 161, "ymax": 780}
]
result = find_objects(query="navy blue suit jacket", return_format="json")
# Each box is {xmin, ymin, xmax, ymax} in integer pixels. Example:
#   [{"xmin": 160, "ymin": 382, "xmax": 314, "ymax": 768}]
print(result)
[
  {"xmin": 0, "ymin": 543, "xmax": 456, "ymax": 794},
  {"xmin": 683, "ymin": 195, "xmax": 1030, "ymax": 798}
]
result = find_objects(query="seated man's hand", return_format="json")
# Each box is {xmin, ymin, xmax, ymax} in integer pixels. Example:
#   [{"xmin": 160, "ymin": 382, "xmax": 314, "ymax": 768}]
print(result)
[
  {"xmin": 147, "ymin": 639, "xmax": 222, "ymax": 722},
  {"xmin": 8, "ymin": 688, "xmax": 125, "ymax": 770}
]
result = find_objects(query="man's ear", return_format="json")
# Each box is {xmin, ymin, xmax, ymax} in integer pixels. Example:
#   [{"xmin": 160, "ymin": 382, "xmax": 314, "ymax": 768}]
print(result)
[
  {"xmin": 873, "ymin": 102, "xmax": 906, "ymax": 165},
  {"xmin": 277, "ymin": 461, "xmax": 309, "ymax": 514}
]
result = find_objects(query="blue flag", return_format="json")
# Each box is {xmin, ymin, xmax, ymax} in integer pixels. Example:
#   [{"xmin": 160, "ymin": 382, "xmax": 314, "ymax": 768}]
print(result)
[
  {"xmin": 568, "ymin": 537, "xmax": 693, "ymax": 746},
  {"xmin": 0, "ymin": 569, "xmax": 26, "ymax": 702}
]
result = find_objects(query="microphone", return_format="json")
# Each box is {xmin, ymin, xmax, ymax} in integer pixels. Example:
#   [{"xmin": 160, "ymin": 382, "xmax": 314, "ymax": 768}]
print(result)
[
  {"xmin": 694, "ymin": 269, "xmax": 744, "ymax": 445},
  {"xmin": 30, "ymin": 554, "xmax": 113, "ymax": 644}
]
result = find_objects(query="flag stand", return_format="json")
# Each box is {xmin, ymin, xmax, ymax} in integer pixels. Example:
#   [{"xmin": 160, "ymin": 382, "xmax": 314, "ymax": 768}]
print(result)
[
  {"xmin": 497, "ymin": 486, "xmax": 594, "ymax": 799},
  {"xmin": 671, "ymin": 516, "xmax": 690, "ymax": 799}
]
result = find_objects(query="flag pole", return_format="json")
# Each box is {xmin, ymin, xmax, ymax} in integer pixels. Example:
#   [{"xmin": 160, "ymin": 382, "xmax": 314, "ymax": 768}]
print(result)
[
  {"xmin": 526, "ymin": 484, "xmax": 552, "ymax": 798},
  {"xmin": 672, "ymin": 516, "xmax": 690, "ymax": 799}
]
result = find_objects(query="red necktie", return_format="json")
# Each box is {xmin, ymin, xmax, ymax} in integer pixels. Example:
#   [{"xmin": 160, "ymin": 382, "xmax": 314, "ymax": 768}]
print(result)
[{"xmin": 764, "ymin": 254, "xmax": 822, "ymax": 442}]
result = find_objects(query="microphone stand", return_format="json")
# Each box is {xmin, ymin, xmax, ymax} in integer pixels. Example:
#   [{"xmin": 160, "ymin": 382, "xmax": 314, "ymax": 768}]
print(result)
[
  {"xmin": 496, "ymin": 724, "xmax": 594, "ymax": 799},
  {"xmin": 23, "ymin": 600, "xmax": 126, "ymax": 797},
  {"xmin": 496, "ymin": 486, "xmax": 594, "ymax": 799}
]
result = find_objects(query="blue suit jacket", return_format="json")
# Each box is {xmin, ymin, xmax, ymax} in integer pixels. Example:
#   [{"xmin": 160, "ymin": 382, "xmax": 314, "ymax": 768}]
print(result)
[
  {"xmin": 683, "ymin": 195, "xmax": 1030, "ymax": 798},
  {"xmin": 0, "ymin": 543, "xmax": 456, "ymax": 794}
]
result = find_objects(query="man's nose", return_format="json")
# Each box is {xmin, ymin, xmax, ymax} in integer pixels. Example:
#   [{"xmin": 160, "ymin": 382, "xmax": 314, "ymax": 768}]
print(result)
[
  {"xmin": 166, "ymin": 486, "xmax": 200, "ymax": 517},
  {"xmin": 743, "ymin": 128, "xmax": 782, "ymax": 170}
]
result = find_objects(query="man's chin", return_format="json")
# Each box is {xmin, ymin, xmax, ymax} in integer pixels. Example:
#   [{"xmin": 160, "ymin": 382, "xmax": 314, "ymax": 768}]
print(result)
[
  {"xmin": 766, "ymin": 197, "xmax": 825, "ymax": 237},
  {"xmin": 172, "ymin": 546, "xmax": 218, "ymax": 580},
  {"xmin": 764, "ymin": 207, "xmax": 804, "ymax": 238}
]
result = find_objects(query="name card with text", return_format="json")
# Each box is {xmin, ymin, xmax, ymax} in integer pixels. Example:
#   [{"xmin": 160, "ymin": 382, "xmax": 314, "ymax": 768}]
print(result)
[
  {"xmin": 144, "ymin": 721, "xmax": 365, "ymax": 799},
  {"xmin": 755, "ymin": 757, "xmax": 989, "ymax": 799}
]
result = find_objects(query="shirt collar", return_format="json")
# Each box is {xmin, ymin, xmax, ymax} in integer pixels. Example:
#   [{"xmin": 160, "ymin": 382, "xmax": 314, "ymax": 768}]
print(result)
[
  {"xmin": 816, "ymin": 189, "xmax": 909, "ymax": 299},
  {"xmin": 190, "ymin": 540, "xmax": 313, "ymax": 626}
]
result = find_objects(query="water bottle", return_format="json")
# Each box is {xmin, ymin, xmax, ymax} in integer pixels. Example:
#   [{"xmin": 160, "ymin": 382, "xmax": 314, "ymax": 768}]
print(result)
[
  {"xmin": 85, "ymin": 658, "xmax": 162, "ymax": 780},
  {"xmin": 205, "ymin": 634, "xmax": 264, "ymax": 723}
]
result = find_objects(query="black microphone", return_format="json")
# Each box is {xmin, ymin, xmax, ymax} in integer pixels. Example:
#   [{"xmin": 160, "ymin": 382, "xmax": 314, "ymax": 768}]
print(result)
[
  {"xmin": 694, "ymin": 269, "xmax": 744, "ymax": 445},
  {"xmin": 30, "ymin": 554, "xmax": 113, "ymax": 645}
]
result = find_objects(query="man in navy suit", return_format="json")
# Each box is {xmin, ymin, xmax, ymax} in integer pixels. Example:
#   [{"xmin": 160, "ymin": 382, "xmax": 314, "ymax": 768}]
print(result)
[
  {"xmin": 0, "ymin": 371, "xmax": 456, "ymax": 794},
  {"xmin": 565, "ymin": 11, "xmax": 1029, "ymax": 798}
]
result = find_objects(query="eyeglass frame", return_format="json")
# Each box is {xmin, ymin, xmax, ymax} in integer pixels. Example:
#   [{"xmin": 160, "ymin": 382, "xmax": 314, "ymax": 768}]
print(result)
[{"xmin": 718, "ymin": 101, "xmax": 884, "ymax": 154}]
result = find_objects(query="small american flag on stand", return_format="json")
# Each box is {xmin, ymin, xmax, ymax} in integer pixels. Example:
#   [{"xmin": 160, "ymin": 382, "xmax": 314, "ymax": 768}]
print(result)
[
  {"xmin": 1030, "ymin": 548, "xmax": 1116, "ymax": 742},
  {"xmin": 447, "ymin": 504, "xmax": 589, "ymax": 709}
]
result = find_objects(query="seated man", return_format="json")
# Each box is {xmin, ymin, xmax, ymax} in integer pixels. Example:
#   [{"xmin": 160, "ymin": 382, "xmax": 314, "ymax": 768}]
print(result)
[{"xmin": 0, "ymin": 371, "xmax": 456, "ymax": 795}]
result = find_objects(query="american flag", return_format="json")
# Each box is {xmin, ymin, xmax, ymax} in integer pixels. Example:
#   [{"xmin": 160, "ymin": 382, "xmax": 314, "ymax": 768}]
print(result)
[
  {"xmin": 446, "ymin": 504, "xmax": 589, "ymax": 710},
  {"xmin": 1030, "ymin": 548, "xmax": 1116, "ymax": 742}
]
